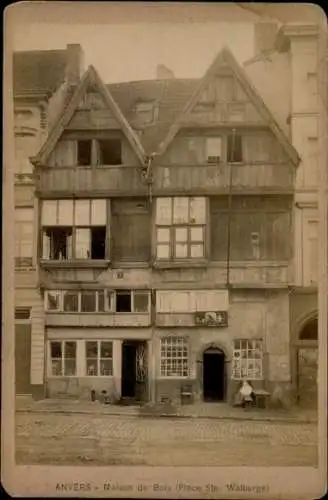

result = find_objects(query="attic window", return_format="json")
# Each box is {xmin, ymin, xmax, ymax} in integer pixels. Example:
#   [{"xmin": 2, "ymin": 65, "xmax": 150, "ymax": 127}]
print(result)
[
  {"xmin": 135, "ymin": 101, "xmax": 155, "ymax": 124},
  {"xmin": 97, "ymin": 139, "xmax": 122, "ymax": 165},
  {"xmin": 77, "ymin": 140, "xmax": 92, "ymax": 166}
]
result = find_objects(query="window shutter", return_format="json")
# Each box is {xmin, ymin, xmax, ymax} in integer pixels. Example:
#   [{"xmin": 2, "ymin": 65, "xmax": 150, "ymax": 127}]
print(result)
[
  {"xmin": 156, "ymin": 198, "xmax": 172, "ymax": 225},
  {"xmin": 91, "ymin": 199, "xmax": 107, "ymax": 225},
  {"xmin": 75, "ymin": 228, "xmax": 91, "ymax": 259},
  {"xmin": 42, "ymin": 201, "xmax": 57, "ymax": 226},
  {"xmin": 75, "ymin": 200, "xmax": 91, "ymax": 226},
  {"xmin": 58, "ymin": 200, "xmax": 73, "ymax": 226},
  {"xmin": 42, "ymin": 232, "xmax": 50, "ymax": 259}
]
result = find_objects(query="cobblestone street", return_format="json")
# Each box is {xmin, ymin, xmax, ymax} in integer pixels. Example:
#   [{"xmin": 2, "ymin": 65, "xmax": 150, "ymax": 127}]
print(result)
[{"xmin": 16, "ymin": 412, "xmax": 318, "ymax": 467}]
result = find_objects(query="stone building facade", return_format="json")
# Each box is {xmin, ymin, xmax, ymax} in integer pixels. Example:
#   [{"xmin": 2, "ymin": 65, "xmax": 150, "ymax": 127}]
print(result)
[{"xmin": 14, "ymin": 27, "xmax": 321, "ymax": 407}]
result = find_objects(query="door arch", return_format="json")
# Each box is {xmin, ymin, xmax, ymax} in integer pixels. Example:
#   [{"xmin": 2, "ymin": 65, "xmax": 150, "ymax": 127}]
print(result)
[
  {"xmin": 202, "ymin": 346, "xmax": 226, "ymax": 402},
  {"xmin": 296, "ymin": 315, "xmax": 318, "ymax": 408}
]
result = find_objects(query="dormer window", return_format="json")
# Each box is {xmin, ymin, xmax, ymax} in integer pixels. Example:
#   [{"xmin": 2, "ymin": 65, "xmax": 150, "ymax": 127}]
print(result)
[
  {"xmin": 206, "ymin": 137, "xmax": 222, "ymax": 163},
  {"xmin": 135, "ymin": 101, "xmax": 155, "ymax": 124}
]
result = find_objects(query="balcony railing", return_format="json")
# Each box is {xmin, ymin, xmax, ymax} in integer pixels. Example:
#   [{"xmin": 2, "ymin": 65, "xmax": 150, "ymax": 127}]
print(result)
[{"xmin": 36, "ymin": 163, "xmax": 295, "ymax": 197}]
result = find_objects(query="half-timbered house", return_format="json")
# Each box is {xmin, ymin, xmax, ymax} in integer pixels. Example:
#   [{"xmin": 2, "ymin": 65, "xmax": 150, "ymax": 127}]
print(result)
[{"xmin": 26, "ymin": 45, "xmax": 301, "ymax": 405}]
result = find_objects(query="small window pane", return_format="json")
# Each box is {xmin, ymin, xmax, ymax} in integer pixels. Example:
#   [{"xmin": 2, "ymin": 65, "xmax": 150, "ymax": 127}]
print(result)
[
  {"xmin": 157, "ymin": 228, "xmax": 170, "ymax": 243},
  {"xmin": 98, "ymin": 291, "xmax": 105, "ymax": 312},
  {"xmin": 86, "ymin": 359, "xmax": 97, "ymax": 376},
  {"xmin": 63, "ymin": 292, "xmax": 79, "ymax": 312},
  {"xmin": 173, "ymin": 198, "xmax": 189, "ymax": 224},
  {"xmin": 175, "ymin": 243, "xmax": 188, "ymax": 258},
  {"xmin": 65, "ymin": 341, "xmax": 76, "ymax": 358},
  {"xmin": 156, "ymin": 198, "xmax": 172, "ymax": 225},
  {"xmin": 75, "ymin": 229, "xmax": 91, "ymax": 259},
  {"xmin": 64, "ymin": 359, "xmax": 76, "ymax": 376},
  {"xmin": 86, "ymin": 341, "xmax": 98, "ymax": 357},
  {"xmin": 46, "ymin": 292, "xmax": 61, "ymax": 311},
  {"xmin": 91, "ymin": 199, "xmax": 107, "ymax": 226},
  {"xmin": 190, "ymin": 197, "xmax": 206, "ymax": 224},
  {"xmin": 134, "ymin": 291, "xmax": 149, "ymax": 312},
  {"xmin": 100, "ymin": 341, "xmax": 112, "ymax": 358},
  {"xmin": 42, "ymin": 201, "xmax": 57, "ymax": 226},
  {"xmin": 100, "ymin": 359, "xmax": 113, "ymax": 376},
  {"xmin": 51, "ymin": 342, "xmax": 62, "ymax": 358},
  {"xmin": 157, "ymin": 244, "xmax": 170, "ymax": 259},
  {"xmin": 190, "ymin": 244, "xmax": 204, "ymax": 258},
  {"xmin": 58, "ymin": 200, "xmax": 73, "ymax": 226},
  {"xmin": 190, "ymin": 226, "xmax": 204, "ymax": 242},
  {"xmin": 51, "ymin": 360, "xmax": 62, "ymax": 376},
  {"xmin": 75, "ymin": 200, "xmax": 90, "ymax": 226},
  {"xmin": 81, "ymin": 291, "xmax": 96, "ymax": 312},
  {"xmin": 175, "ymin": 227, "xmax": 188, "ymax": 242}
]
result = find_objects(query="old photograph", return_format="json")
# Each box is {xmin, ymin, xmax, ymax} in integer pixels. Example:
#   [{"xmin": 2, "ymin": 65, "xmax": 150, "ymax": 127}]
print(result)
[{"xmin": 2, "ymin": 1, "xmax": 327, "ymax": 498}]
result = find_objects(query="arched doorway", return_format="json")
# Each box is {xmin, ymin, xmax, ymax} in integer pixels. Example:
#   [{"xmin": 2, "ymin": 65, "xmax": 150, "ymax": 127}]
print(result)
[
  {"xmin": 296, "ymin": 316, "xmax": 318, "ymax": 408},
  {"xmin": 202, "ymin": 347, "xmax": 225, "ymax": 402}
]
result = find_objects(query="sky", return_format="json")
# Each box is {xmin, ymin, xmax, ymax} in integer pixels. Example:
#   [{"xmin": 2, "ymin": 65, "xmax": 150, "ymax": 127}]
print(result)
[{"xmin": 12, "ymin": 22, "xmax": 255, "ymax": 83}]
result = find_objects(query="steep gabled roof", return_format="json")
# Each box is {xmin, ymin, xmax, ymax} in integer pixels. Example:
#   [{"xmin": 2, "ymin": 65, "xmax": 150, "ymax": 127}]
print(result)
[
  {"xmin": 13, "ymin": 49, "xmax": 68, "ymax": 97},
  {"xmin": 157, "ymin": 47, "xmax": 300, "ymax": 166},
  {"xmin": 108, "ymin": 79, "xmax": 199, "ymax": 152},
  {"xmin": 32, "ymin": 65, "xmax": 146, "ymax": 166}
]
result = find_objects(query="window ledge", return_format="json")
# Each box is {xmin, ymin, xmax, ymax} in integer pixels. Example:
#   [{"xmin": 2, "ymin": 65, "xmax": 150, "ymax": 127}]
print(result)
[
  {"xmin": 153, "ymin": 260, "xmax": 208, "ymax": 270},
  {"xmin": 40, "ymin": 259, "xmax": 110, "ymax": 269}
]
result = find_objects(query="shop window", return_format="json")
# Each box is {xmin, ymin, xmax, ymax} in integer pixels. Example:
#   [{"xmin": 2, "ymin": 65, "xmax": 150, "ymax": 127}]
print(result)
[
  {"xmin": 160, "ymin": 336, "xmax": 189, "ymax": 377},
  {"xmin": 232, "ymin": 339, "xmax": 263, "ymax": 380},
  {"xmin": 50, "ymin": 340, "xmax": 77, "ymax": 376},
  {"xmin": 85, "ymin": 340, "xmax": 113, "ymax": 376}
]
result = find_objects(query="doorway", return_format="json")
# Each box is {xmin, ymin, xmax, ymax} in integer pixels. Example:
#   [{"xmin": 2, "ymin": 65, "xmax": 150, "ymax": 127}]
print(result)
[
  {"xmin": 203, "ymin": 347, "xmax": 225, "ymax": 401},
  {"xmin": 121, "ymin": 340, "xmax": 148, "ymax": 402}
]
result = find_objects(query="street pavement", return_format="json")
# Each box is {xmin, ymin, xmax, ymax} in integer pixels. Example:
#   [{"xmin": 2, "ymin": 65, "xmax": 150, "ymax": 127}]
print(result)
[{"xmin": 16, "ymin": 412, "xmax": 318, "ymax": 467}]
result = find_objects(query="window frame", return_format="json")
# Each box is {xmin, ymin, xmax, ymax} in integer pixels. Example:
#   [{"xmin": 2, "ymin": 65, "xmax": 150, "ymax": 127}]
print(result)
[
  {"xmin": 85, "ymin": 340, "xmax": 113, "ymax": 377},
  {"xmin": 44, "ymin": 289, "xmax": 150, "ymax": 314},
  {"xmin": 231, "ymin": 339, "xmax": 263, "ymax": 380},
  {"xmin": 159, "ymin": 336, "xmax": 189, "ymax": 378},
  {"xmin": 155, "ymin": 197, "xmax": 207, "ymax": 261},
  {"xmin": 41, "ymin": 199, "xmax": 108, "ymax": 261},
  {"xmin": 48, "ymin": 340, "xmax": 77, "ymax": 377}
]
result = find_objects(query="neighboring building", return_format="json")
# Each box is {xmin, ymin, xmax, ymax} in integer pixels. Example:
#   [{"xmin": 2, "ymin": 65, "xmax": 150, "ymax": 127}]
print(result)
[
  {"xmin": 14, "ymin": 44, "xmax": 84, "ymax": 398},
  {"xmin": 245, "ymin": 22, "xmax": 321, "ymax": 408},
  {"xmin": 16, "ymin": 42, "xmax": 302, "ymax": 406}
]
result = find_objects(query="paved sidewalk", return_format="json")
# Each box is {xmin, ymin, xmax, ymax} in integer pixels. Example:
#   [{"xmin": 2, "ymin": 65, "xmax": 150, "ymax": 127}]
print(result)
[{"xmin": 16, "ymin": 396, "xmax": 317, "ymax": 423}]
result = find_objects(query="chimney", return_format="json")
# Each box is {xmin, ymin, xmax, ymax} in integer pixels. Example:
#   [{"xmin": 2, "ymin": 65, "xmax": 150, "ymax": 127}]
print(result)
[
  {"xmin": 156, "ymin": 64, "xmax": 175, "ymax": 80},
  {"xmin": 253, "ymin": 22, "xmax": 279, "ymax": 56},
  {"xmin": 65, "ymin": 44, "xmax": 84, "ymax": 85}
]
